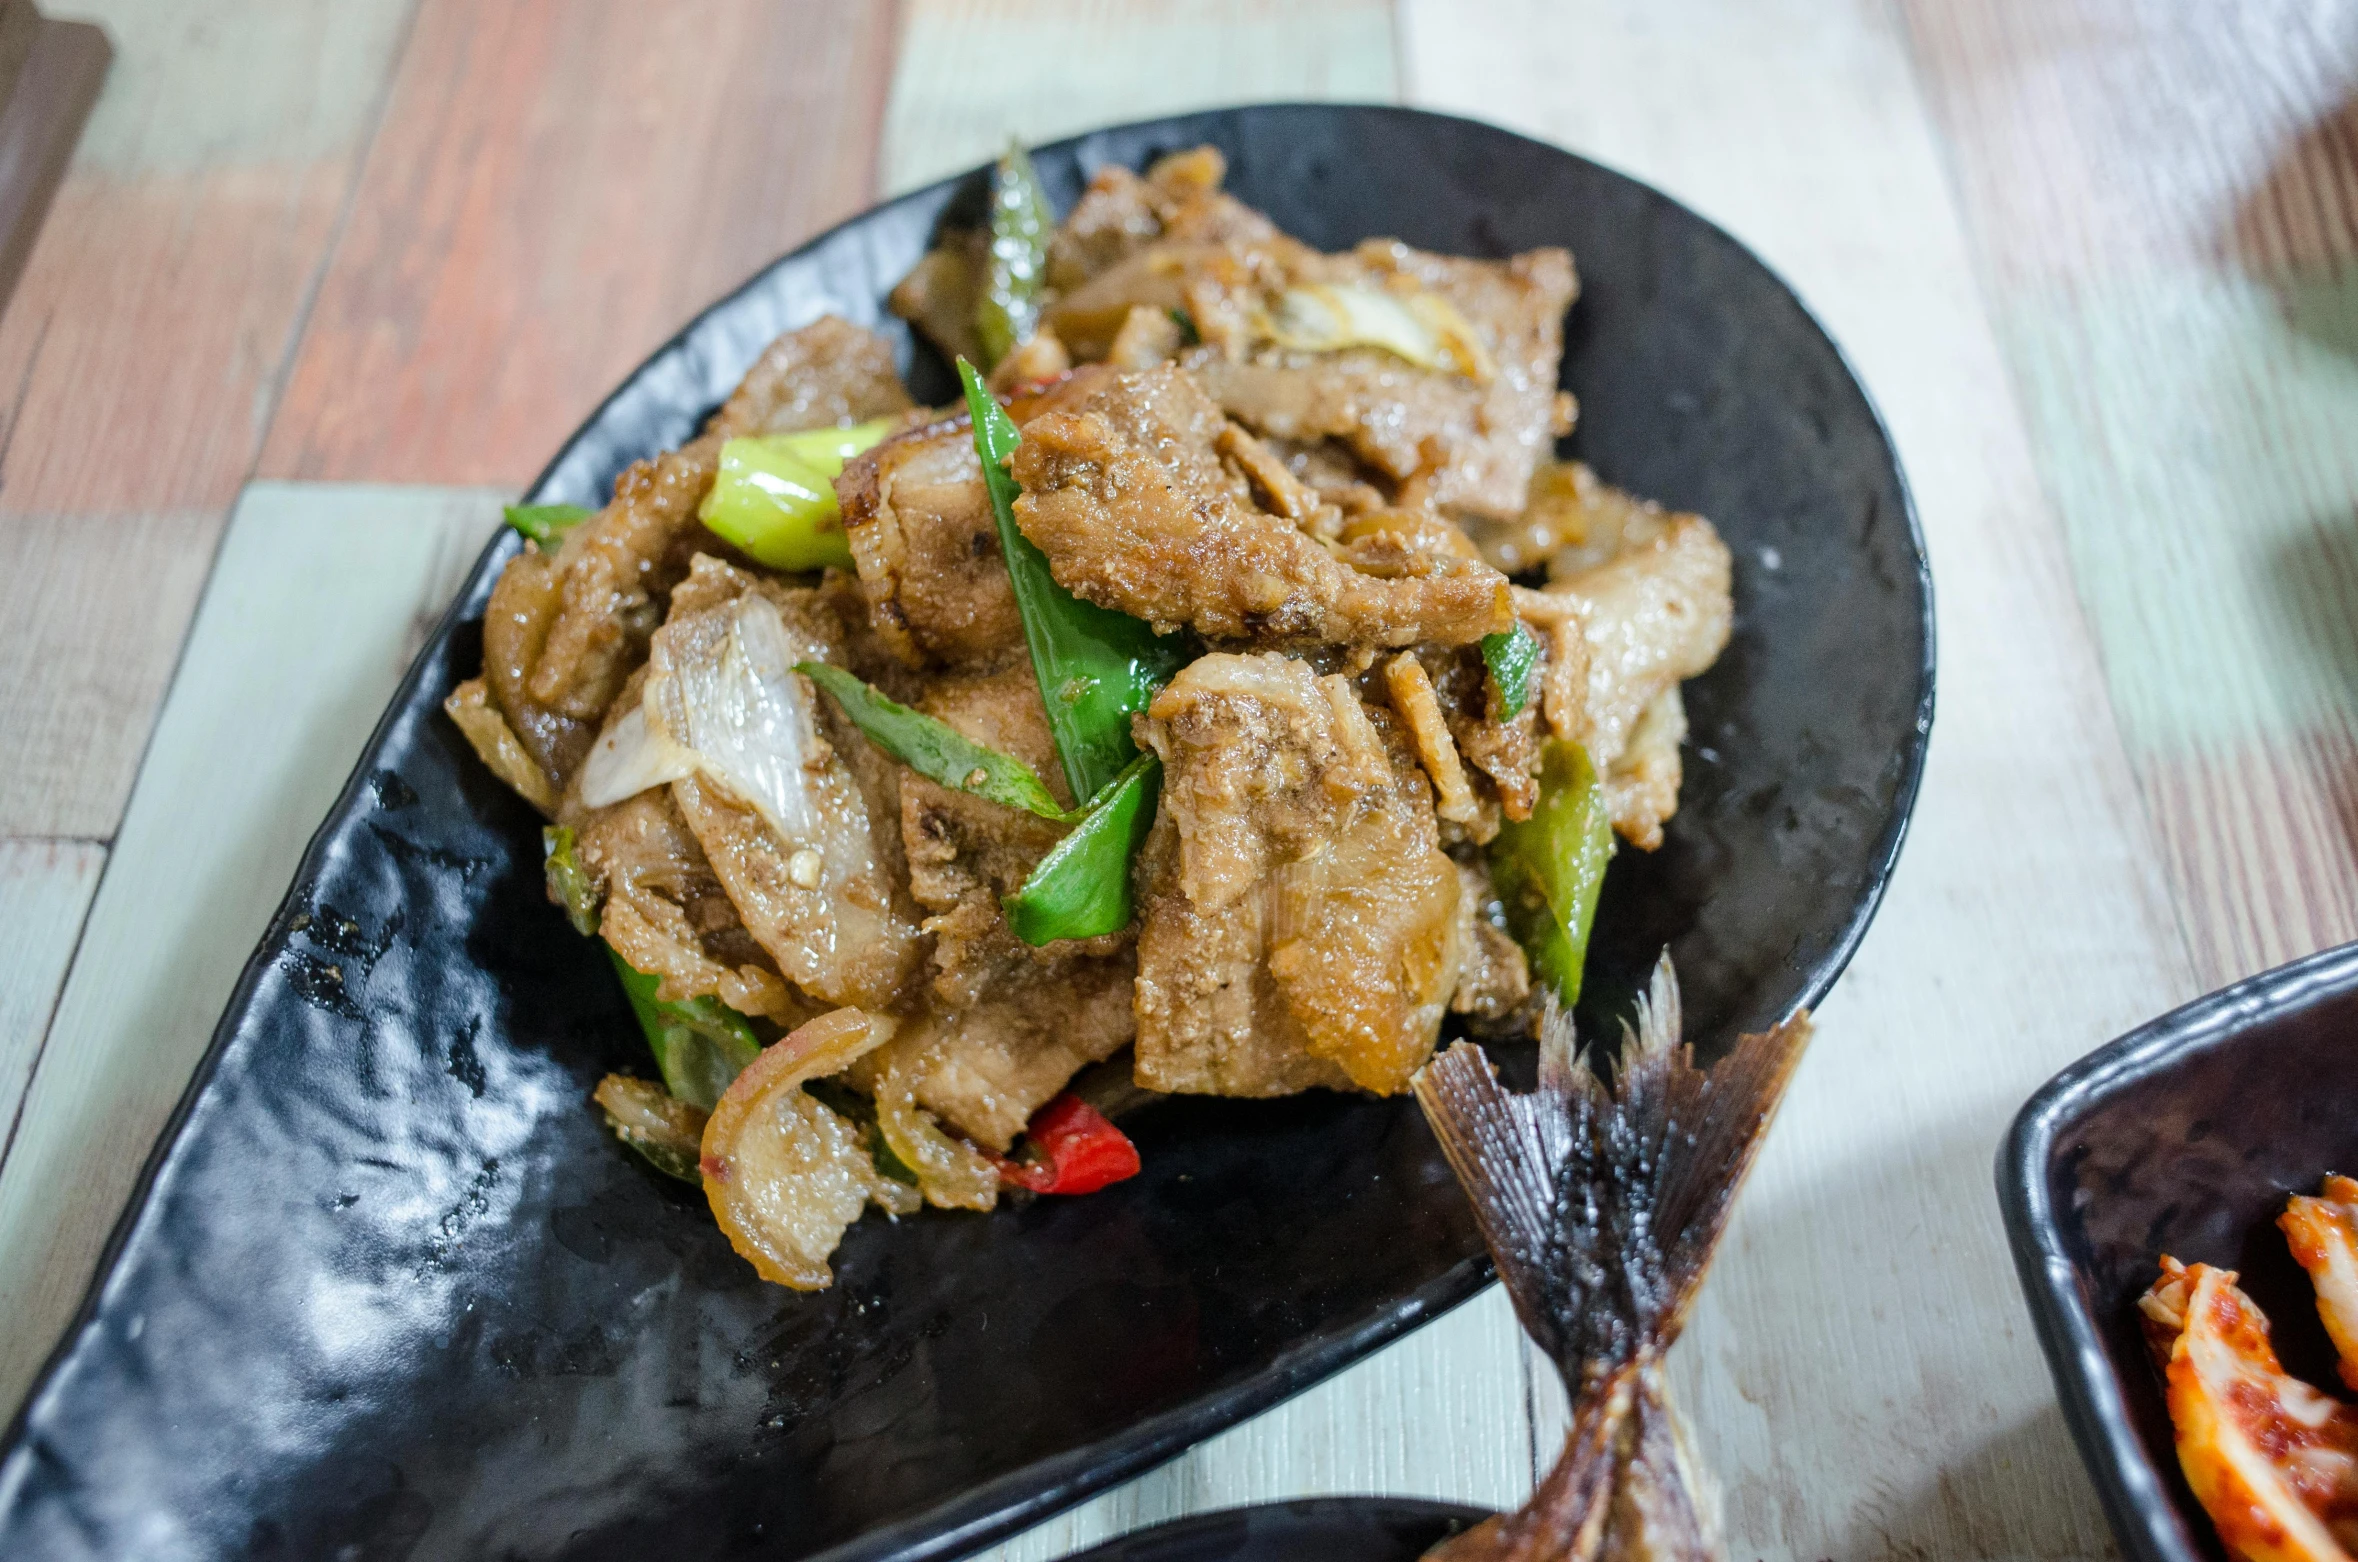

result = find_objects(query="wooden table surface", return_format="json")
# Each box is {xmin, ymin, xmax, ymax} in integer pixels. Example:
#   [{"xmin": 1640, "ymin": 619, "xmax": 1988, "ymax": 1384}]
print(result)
[{"xmin": 2, "ymin": 3, "xmax": 2353, "ymax": 1557}]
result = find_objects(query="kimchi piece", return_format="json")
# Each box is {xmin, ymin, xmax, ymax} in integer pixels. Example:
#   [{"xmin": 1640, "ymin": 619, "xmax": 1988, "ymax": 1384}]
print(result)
[{"xmin": 2141, "ymin": 1255, "xmax": 2358, "ymax": 1562}]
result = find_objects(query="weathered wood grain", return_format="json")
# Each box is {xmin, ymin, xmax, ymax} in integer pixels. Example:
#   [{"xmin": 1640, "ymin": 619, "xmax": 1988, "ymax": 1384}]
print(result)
[
  {"xmin": 1899, "ymin": 0, "xmax": 2358, "ymax": 986},
  {"xmin": 880, "ymin": 0, "xmax": 1397, "ymax": 194},
  {"xmin": 0, "ymin": 837, "xmax": 103, "ymax": 1168},
  {"xmin": 257, "ymin": 0, "xmax": 900, "ymax": 488},
  {"xmin": 0, "ymin": 482, "xmax": 500, "ymax": 1422},
  {"xmin": 0, "ymin": 0, "xmax": 415, "ymax": 838},
  {"xmin": 0, "ymin": 511, "xmax": 226, "ymax": 839},
  {"xmin": 1404, "ymin": 1, "xmax": 2199, "ymax": 1556}
]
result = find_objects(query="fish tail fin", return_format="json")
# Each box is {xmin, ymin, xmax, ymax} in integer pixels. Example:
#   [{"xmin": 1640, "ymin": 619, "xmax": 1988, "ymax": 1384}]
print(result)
[{"xmin": 1414, "ymin": 954, "xmax": 1810, "ymax": 1562}]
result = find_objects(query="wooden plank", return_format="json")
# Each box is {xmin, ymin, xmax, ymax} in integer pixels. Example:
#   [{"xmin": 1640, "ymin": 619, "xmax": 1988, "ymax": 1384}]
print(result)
[
  {"xmin": 0, "ymin": 838, "xmax": 104, "ymax": 1166},
  {"xmin": 0, "ymin": 511, "xmax": 225, "ymax": 840},
  {"xmin": 0, "ymin": 5, "xmax": 111, "ymax": 316},
  {"xmin": 0, "ymin": 0, "xmax": 415, "ymax": 838},
  {"xmin": 1897, "ymin": 0, "xmax": 2358, "ymax": 985},
  {"xmin": 0, "ymin": 0, "xmax": 414, "ymax": 517},
  {"xmin": 0, "ymin": 481, "xmax": 501, "ymax": 1422},
  {"xmin": 880, "ymin": 0, "xmax": 1398, "ymax": 194},
  {"xmin": 1402, "ymin": 1, "xmax": 2200, "ymax": 1555},
  {"xmin": 256, "ymin": 0, "xmax": 900, "ymax": 489}
]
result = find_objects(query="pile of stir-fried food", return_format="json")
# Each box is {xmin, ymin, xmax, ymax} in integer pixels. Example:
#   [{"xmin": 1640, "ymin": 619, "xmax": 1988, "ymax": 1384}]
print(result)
[
  {"xmin": 2141, "ymin": 1178, "xmax": 2358, "ymax": 1561},
  {"xmin": 445, "ymin": 144, "xmax": 1734, "ymax": 1290}
]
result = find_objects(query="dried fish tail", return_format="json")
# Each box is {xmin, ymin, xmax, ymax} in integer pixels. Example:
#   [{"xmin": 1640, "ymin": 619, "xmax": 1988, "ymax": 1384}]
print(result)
[{"xmin": 1414, "ymin": 955, "xmax": 1811, "ymax": 1562}]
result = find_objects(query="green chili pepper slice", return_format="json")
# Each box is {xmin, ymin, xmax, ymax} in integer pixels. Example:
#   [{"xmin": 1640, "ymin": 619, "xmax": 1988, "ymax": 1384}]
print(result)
[
  {"xmin": 506, "ymin": 502, "xmax": 592, "ymax": 546},
  {"xmin": 542, "ymin": 825, "xmax": 604, "ymax": 936},
  {"xmin": 1004, "ymin": 753, "xmax": 1161, "ymax": 945},
  {"xmin": 698, "ymin": 419, "xmax": 896, "ymax": 571},
  {"xmin": 605, "ymin": 946, "xmax": 763, "ymax": 1112},
  {"xmin": 957, "ymin": 358, "xmax": 1185, "ymax": 803},
  {"xmin": 1481, "ymin": 622, "xmax": 1542, "ymax": 720},
  {"xmin": 797, "ymin": 661, "xmax": 1068, "ymax": 820},
  {"xmin": 976, "ymin": 141, "xmax": 1053, "ymax": 368},
  {"xmin": 1487, "ymin": 738, "xmax": 1615, "ymax": 1002}
]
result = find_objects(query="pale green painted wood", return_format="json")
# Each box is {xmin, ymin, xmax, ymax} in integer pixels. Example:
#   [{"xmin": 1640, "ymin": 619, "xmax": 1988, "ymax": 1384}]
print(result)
[
  {"xmin": 880, "ymin": 0, "xmax": 1398, "ymax": 195},
  {"xmin": 1996, "ymin": 274, "xmax": 2358, "ymax": 758},
  {"xmin": 1897, "ymin": 0, "xmax": 2358, "ymax": 984},
  {"xmin": 0, "ymin": 840, "xmax": 105, "ymax": 1165},
  {"xmin": 1405, "ymin": 1, "xmax": 2197, "ymax": 1557},
  {"xmin": 55, "ymin": 0, "xmax": 416, "ymax": 174},
  {"xmin": 0, "ymin": 483, "xmax": 502, "ymax": 1421}
]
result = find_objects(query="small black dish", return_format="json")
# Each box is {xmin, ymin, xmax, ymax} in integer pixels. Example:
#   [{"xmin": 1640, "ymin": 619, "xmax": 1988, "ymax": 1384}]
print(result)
[
  {"xmin": 1056, "ymin": 1497, "xmax": 1490, "ymax": 1562},
  {"xmin": 0, "ymin": 104, "xmax": 1930, "ymax": 1561},
  {"xmin": 1999, "ymin": 940, "xmax": 2358, "ymax": 1562}
]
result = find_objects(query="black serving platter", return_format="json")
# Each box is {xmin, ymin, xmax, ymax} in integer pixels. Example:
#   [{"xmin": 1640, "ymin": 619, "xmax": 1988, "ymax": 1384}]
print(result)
[
  {"xmin": 1057, "ymin": 1497, "xmax": 1490, "ymax": 1562},
  {"xmin": 0, "ymin": 105, "xmax": 1931, "ymax": 1561},
  {"xmin": 2000, "ymin": 941, "xmax": 2358, "ymax": 1562}
]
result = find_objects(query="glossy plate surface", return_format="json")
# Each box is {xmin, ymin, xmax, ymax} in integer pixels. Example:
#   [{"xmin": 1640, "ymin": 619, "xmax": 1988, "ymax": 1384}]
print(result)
[
  {"xmin": 2000, "ymin": 940, "xmax": 2358, "ymax": 1562},
  {"xmin": 0, "ymin": 105, "xmax": 1931, "ymax": 1561},
  {"xmin": 1057, "ymin": 1497, "xmax": 1489, "ymax": 1562}
]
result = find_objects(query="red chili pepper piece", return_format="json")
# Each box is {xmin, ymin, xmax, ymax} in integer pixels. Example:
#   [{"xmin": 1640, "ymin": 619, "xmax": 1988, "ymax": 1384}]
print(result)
[{"xmin": 990, "ymin": 1093, "xmax": 1140, "ymax": 1194}]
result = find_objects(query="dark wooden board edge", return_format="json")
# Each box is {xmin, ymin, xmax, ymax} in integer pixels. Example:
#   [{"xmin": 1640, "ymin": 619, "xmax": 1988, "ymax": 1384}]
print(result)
[{"xmin": 0, "ymin": 3, "xmax": 111, "ymax": 316}]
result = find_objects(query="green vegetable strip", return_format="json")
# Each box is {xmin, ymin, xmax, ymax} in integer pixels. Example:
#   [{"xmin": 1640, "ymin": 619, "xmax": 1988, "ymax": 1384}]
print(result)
[
  {"xmin": 1487, "ymin": 739, "xmax": 1615, "ymax": 1003},
  {"xmin": 506, "ymin": 503, "xmax": 592, "ymax": 546},
  {"xmin": 698, "ymin": 419, "xmax": 896, "ymax": 572},
  {"xmin": 542, "ymin": 826, "xmax": 604, "ymax": 936},
  {"xmin": 605, "ymin": 946, "xmax": 763, "ymax": 1112},
  {"xmin": 1481, "ymin": 623, "xmax": 1542, "ymax": 720},
  {"xmin": 976, "ymin": 141, "xmax": 1053, "ymax": 368},
  {"xmin": 1005, "ymin": 754, "xmax": 1161, "ymax": 945},
  {"xmin": 797, "ymin": 661, "xmax": 1068, "ymax": 820},
  {"xmin": 958, "ymin": 358, "xmax": 1186, "ymax": 802}
]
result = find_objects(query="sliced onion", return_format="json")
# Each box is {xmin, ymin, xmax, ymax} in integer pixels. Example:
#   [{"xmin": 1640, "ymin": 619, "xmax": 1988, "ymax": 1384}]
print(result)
[
  {"xmin": 700, "ymin": 1009, "xmax": 899, "ymax": 1289},
  {"xmin": 578, "ymin": 702, "xmax": 698, "ymax": 809},
  {"xmin": 871, "ymin": 1036, "xmax": 1001, "ymax": 1212},
  {"xmin": 645, "ymin": 593, "xmax": 835, "ymax": 848},
  {"xmin": 1259, "ymin": 284, "xmax": 1495, "ymax": 381}
]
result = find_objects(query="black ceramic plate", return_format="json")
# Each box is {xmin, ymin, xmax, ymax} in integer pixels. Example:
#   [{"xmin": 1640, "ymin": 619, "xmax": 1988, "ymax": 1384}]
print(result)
[
  {"xmin": 1056, "ymin": 1497, "xmax": 1490, "ymax": 1562},
  {"xmin": 2000, "ymin": 941, "xmax": 2358, "ymax": 1562},
  {"xmin": 0, "ymin": 106, "xmax": 1930, "ymax": 1561}
]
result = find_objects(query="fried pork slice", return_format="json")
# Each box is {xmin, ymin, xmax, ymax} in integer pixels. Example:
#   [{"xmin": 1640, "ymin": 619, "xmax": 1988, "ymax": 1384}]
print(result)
[
  {"xmin": 2141, "ymin": 1258, "xmax": 2358, "ymax": 1562},
  {"xmin": 577, "ymin": 787, "xmax": 804, "ymax": 1023},
  {"xmin": 1011, "ymin": 365, "xmax": 1512, "ymax": 647},
  {"xmin": 1448, "ymin": 859, "xmax": 1533, "ymax": 1030},
  {"xmin": 1033, "ymin": 147, "xmax": 1575, "ymax": 521},
  {"xmin": 2283, "ymin": 1176, "xmax": 2358, "ymax": 1392},
  {"xmin": 555, "ymin": 664, "xmax": 804, "ymax": 1021},
  {"xmin": 1193, "ymin": 242, "xmax": 1577, "ymax": 522},
  {"xmin": 887, "ymin": 667, "xmax": 1137, "ymax": 1148},
  {"xmin": 1133, "ymin": 813, "xmax": 1351, "ymax": 1098},
  {"xmin": 501, "ymin": 317, "xmax": 913, "ymax": 751},
  {"xmin": 1045, "ymin": 146, "xmax": 1282, "ymax": 302},
  {"xmin": 701, "ymin": 1008, "xmax": 906, "ymax": 1291},
  {"xmin": 444, "ymin": 677, "xmax": 559, "ymax": 814},
  {"xmin": 480, "ymin": 542, "xmax": 596, "ymax": 791},
  {"xmin": 838, "ymin": 412, "xmax": 1024, "ymax": 671},
  {"xmin": 870, "ymin": 962, "xmax": 1138, "ymax": 1154},
  {"xmin": 1517, "ymin": 512, "xmax": 1730, "ymax": 849},
  {"xmin": 643, "ymin": 557, "xmax": 923, "ymax": 1012},
  {"xmin": 1135, "ymin": 652, "xmax": 1465, "ymax": 1095},
  {"xmin": 1392, "ymin": 641, "xmax": 1542, "ymax": 829},
  {"xmin": 1562, "ymin": 514, "xmax": 1731, "ymax": 768},
  {"xmin": 1604, "ymin": 686, "xmax": 1689, "ymax": 853}
]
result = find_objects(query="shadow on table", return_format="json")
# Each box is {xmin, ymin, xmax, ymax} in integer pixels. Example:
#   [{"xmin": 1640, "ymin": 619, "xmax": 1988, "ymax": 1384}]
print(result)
[{"xmin": 2223, "ymin": 90, "xmax": 2358, "ymax": 362}]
